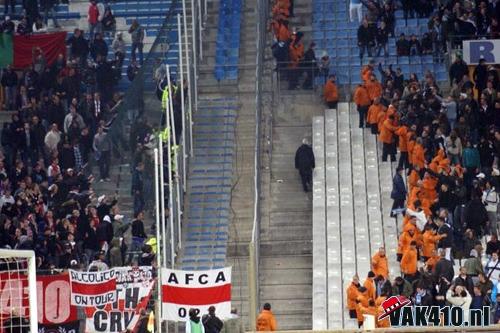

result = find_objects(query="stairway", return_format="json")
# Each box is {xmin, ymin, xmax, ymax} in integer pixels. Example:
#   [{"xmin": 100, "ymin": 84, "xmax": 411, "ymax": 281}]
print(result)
[
  {"xmin": 311, "ymin": 103, "xmax": 400, "ymax": 329},
  {"xmin": 180, "ymin": 98, "xmax": 237, "ymax": 270}
]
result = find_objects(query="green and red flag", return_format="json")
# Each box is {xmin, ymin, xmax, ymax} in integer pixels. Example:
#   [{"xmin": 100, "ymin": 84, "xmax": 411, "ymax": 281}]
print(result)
[{"xmin": 0, "ymin": 31, "xmax": 67, "ymax": 68}]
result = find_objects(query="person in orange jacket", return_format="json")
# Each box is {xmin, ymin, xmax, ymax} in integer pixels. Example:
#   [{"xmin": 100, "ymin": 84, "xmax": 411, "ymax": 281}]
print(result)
[
  {"xmin": 361, "ymin": 61, "xmax": 374, "ymax": 82},
  {"xmin": 412, "ymin": 138, "xmax": 426, "ymax": 169},
  {"xmin": 365, "ymin": 74, "xmax": 383, "ymax": 101},
  {"xmin": 371, "ymin": 247, "xmax": 389, "ymax": 279},
  {"xmin": 323, "ymin": 75, "xmax": 338, "ymax": 109},
  {"xmin": 379, "ymin": 114, "xmax": 399, "ymax": 162},
  {"xmin": 288, "ymin": 32, "xmax": 304, "ymax": 89},
  {"xmin": 367, "ymin": 97, "xmax": 385, "ymax": 134},
  {"xmin": 400, "ymin": 241, "xmax": 418, "ymax": 283},
  {"xmin": 353, "ymin": 84, "xmax": 371, "ymax": 128},
  {"xmin": 363, "ymin": 271, "xmax": 377, "ymax": 300},
  {"xmin": 375, "ymin": 294, "xmax": 390, "ymax": 328},
  {"xmin": 357, "ymin": 299, "xmax": 377, "ymax": 328},
  {"xmin": 422, "ymin": 226, "xmax": 445, "ymax": 261},
  {"xmin": 276, "ymin": 20, "xmax": 290, "ymax": 42},
  {"xmin": 395, "ymin": 125, "xmax": 410, "ymax": 169},
  {"xmin": 397, "ymin": 224, "xmax": 416, "ymax": 261},
  {"xmin": 355, "ymin": 286, "xmax": 371, "ymax": 327},
  {"xmin": 256, "ymin": 303, "xmax": 277, "ymax": 331},
  {"xmin": 346, "ymin": 275, "xmax": 361, "ymax": 318},
  {"xmin": 424, "ymin": 248, "xmax": 440, "ymax": 272}
]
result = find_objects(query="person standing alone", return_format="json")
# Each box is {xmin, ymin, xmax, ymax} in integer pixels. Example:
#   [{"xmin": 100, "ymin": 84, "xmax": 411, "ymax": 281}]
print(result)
[{"xmin": 295, "ymin": 138, "xmax": 315, "ymax": 192}]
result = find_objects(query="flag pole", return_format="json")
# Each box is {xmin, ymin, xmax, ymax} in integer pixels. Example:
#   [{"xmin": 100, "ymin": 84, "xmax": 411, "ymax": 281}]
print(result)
[
  {"xmin": 182, "ymin": 0, "xmax": 194, "ymax": 158},
  {"xmin": 154, "ymin": 148, "xmax": 162, "ymax": 330},
  {"xmin": 164, "ymin": 90, "xmax": 175, "ymax": 269},
  {"xmin": 177, "ymin": 13, "xmax": 187, "ymax": 194},
  {"xmin": 159, "ymin": 139, "xmax": 167, "ymax": 268},
  {"xmin": 166, "ymin": 65, "xmax": 182, "ymax": 250}
]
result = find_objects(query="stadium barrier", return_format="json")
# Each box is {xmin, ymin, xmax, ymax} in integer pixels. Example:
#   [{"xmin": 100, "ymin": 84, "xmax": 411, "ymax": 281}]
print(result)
[{"xmin": 246, "ymin": 327, "xmax": 500, "ymax": 333}]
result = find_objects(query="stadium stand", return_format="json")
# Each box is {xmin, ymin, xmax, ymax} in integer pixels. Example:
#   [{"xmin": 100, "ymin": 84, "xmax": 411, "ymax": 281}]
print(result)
[
  {"xmin": 311, "ymin": 1, "xmax": 448, "ymax": 85},
  {"xmin": 312, "ymin": 103, "xmax": 401, "ymax": 329},
  {"xmin": 214, "ymin": 0, "xmax": 242, "ymax": 81},
  {"xmin": 0, "ymin": 0, "xmax": 181, "ymax": 269}
]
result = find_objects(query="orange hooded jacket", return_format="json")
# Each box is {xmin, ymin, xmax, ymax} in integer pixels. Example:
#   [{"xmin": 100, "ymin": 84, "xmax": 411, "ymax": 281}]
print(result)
[
  {"xmin": 400, "ymin": 247, "xmax": 418, "ymax": 275},
  {"xmin": 324, "ymin": 80, "xmax": 338, "ymax": 102}
]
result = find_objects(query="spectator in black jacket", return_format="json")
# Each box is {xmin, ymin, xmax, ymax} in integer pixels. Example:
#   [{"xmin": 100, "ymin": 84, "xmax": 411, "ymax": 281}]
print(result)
[
  {"xmin": 357, "ymin": 19, "xmax": 376, "ymax": 61},
  {"xmin": 473, "ymin": 58, "xmax": 488, "ymax": 95},
  {"xmin": 295, "ymin": 138, "xmax": 315, "ymax": 192},
  {"xmin": 67, "ymin": 29, "xmax": 89, "ymax": 64},
  {"xmin": 433, "ymin": 249, "xmax": 454, "ymax": 283},
  {"xmin": 409, "ymin": 34, "xmax": 421, "ymax": 56},
  {"xmin": 376, "ymin": 21, "xmax": 389, "ymax": 57},
  {"xmin": 449, "ymin": 55, "xmax": 469, "ymax": 86},
  {"xmin": 396, "ymin": 33, "xmax": 410, "ymax": 56},
  {"xmin": 90, "ymin": 33, "xmax": 109, "ymax": 61},
  {"xmin": 1, "ymin": 65, "xmax": 18, "ymax": 110}
]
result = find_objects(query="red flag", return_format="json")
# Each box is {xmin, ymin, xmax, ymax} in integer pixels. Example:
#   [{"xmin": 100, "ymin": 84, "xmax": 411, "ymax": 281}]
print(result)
[{"xmin": 13, "ymin": 32, "xmax": 67, "ymax": 69}]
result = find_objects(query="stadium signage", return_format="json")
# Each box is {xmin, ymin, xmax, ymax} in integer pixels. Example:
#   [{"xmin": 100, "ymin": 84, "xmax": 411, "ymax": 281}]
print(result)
[
  {"xmin": 0, "ymin": 273, "xmax": 78, "ymax": 332},
  {"xmin": 380, "ymin": 296, "xmax": 490, "ymax": 327},
  {"xmin": 161, "ymin": 267, "xmax": 232, "ymax": 321},
  {"xmin": 463, "ymin": 39, "xmax": 500, "ymax": 65},
  {"xmin": 69, "ymin": 269, "xmax": 117, "ymax": 306}
]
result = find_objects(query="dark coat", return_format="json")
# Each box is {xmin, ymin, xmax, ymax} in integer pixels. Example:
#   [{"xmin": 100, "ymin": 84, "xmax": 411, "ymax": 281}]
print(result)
[
  {"xmin": 391, "ymin": 173, "xmax": 407, "ymax": 200},
  {"xmin": 433, "ymin": 258, "xmax": 454, "ymax": 283},
  {"xmin": 295, "ymin": 144, "xmax": 315, "ymax": 172}
]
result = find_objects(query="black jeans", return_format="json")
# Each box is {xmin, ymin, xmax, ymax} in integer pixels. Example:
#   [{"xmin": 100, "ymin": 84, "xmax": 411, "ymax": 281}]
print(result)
[
  {"xmin": 398, "ymin": 151, "xmax": 409, "ymax": 169},
  {"xmin": 98, "ymin": 150, "xmax": 111, "ymax": 179},
  {"xmin": 382, "ymin": 142, "xmax": 396, "ymax": 162},
  {"xmin": 327, "ymin": 101, "xmax": 338, "ymax": 109},
  {"xmin": 357, "ymin": 105, "xmax": 368, "ymax": 128},
  {"xmin": 299, "ymin": 169, "xmax": 312, "ymax": 192}
]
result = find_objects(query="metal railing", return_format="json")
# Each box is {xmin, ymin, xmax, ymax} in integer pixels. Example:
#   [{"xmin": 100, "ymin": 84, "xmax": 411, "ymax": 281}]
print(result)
[
  {"xmin": 106, "ymin": 0, "xmax": 195, "ymax": 270},
  {"xmin": 248, "ymin": 0, "xmax": 268, "ymax": 329}
]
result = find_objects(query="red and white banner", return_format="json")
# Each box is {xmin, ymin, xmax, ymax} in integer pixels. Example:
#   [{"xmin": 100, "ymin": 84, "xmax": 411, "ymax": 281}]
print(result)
[
  {"xmin": 69, "ymin": 269, "xmax": 117, "ymax": 306},
  {"xmin": 84, "ymin": 266, "xmax": 155, "ymax": 333},
  {"xmin": 161, "ymin": 267, "xmax": 231, "ymax": 321},
  {"xmin": 0, "ymin": 273, "xmax": 77, "ymax": 333}
]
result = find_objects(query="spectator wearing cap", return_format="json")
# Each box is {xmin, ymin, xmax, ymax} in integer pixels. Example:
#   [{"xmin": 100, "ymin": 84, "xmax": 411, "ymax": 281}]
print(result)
[{"xmin": 256, "ymin": 303, "xmax": 277, "ymax": 331}]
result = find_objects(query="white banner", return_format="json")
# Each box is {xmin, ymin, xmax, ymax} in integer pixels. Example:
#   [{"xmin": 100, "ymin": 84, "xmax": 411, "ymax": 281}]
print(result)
[
  {"xmin": 69, "ymin": 269, "xmax": 117, "ymax": 306},
  {"xmin": 84, "ymin": 266, "xmax": 155, "ymax": 333},
  {"xmin": 463, "ymin": 39, "xmax": 500, "ymax": 64},
  {"xmin": 161, "ymin": 267, "xmax": 232, "ymax": 321}
]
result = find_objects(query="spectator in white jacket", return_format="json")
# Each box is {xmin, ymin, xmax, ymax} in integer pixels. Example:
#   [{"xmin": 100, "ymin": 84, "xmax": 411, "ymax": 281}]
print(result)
[
  {"xmin": 446, "ymin": 285, "xmax": 472, "ymax": 322},
  {"xmin": 482, "ymin": 179, "xmax": 499, "ymax": 234}
]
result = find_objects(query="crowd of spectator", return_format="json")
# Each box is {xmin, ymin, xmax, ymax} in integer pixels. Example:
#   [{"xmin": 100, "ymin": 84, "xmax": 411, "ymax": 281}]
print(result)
[
  {"xmin": 269, "ymin": 0, "xmax": 322, "ymax": 90},
  {"xmin": 0, "ymin": 0, "xmax": 152, "ymax": 271},
  {"xmin": 354, "ymin": 0, "xmax": 500, "ymax": 63},
  {"xmin": 345, "ymin": 43, "xmax": 500, "ymax": 327}
]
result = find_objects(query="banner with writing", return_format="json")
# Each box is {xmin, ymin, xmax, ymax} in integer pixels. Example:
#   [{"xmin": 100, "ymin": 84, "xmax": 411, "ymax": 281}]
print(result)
[
  {"xmin": 84, "ymin": 266, "xmax": 155, "ymax": 333},
  {"xmin": 69, "ymin": 269, "xmax": 117, "ymax": 306},
  {"xmin": 0, "ymin": 272, "xmax": 77, "ymax": 332},
  {"xmin": 161, "ymin": 267, "xmax": 232, "ymax": 321}
]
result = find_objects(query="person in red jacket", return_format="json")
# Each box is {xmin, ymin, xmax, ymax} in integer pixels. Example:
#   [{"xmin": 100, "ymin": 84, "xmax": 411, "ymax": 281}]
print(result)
[{"xmin": 88, "ymin": 0, "xmax": 100, "ymax": 39}]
